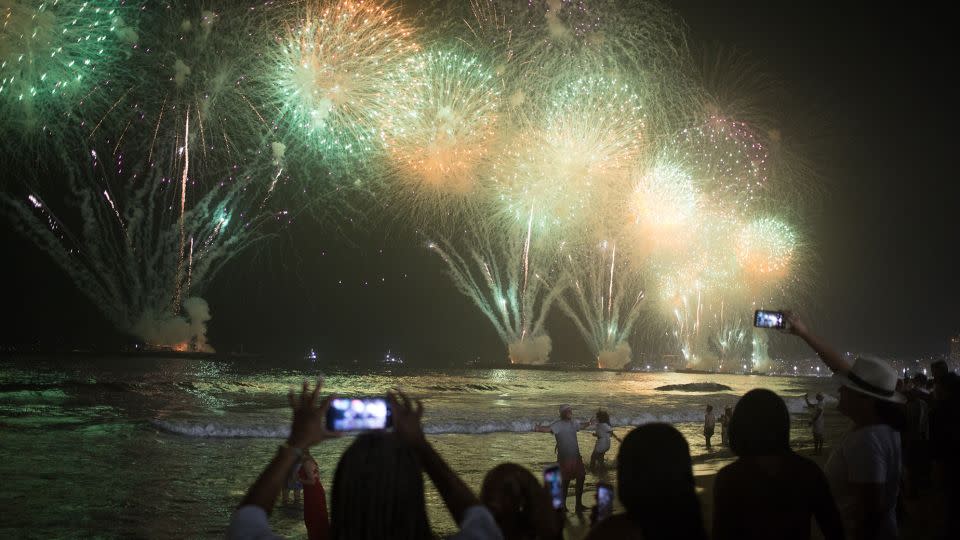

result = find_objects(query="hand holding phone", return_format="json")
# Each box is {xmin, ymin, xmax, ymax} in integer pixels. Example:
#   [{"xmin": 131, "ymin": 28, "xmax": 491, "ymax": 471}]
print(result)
[
  {"xmin": 595, "ymin": 482, "xmax": 614, "ymax": 522},
  {"xmin": 325, "ymin": 397, "xmax": 393, "ymax": 432},
  {"xmin": 754, "ymin": 309, "xmax": 786, "ymax": 330},
  {"xmin": 543, "ymin": 464, "xmax": 563, "ymax": 510}
]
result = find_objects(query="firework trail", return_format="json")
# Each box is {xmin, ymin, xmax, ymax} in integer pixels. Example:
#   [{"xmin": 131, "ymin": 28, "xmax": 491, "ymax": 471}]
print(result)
[
  {"xmin": 651, "ymin": 213, "xmax": 743, "ymax": 366},
  {"xmin": 750, "ymin": 328, "xmax": 771, "ymax": 371},
  {"xmin": 651, "ymin": 209, "xmax": 804, "ymax": 369},
  {"xmin": 428, "ymin": 209, "xmax": 567, "ymax": 364},
  {"xmin": 706, "ymin": 310, "xmax": 749, "ymax": 371},
  {"xmin": 627, "ymin": 109, "xmax": 807, "ymax": 367},
  {"xmin": 558, "ymin": 240, "xmax": 646, "ymax": 369},
  {"xmin": 0, "ymin": 147, "xmax": 273, "ymax": 349},
  {"xmin": 87, "ymin": 1, "xmax": 277, "ymax": 173},
  {"xmin": 0, "ymin": 0, "xmax": 139, "ymax": 146}
]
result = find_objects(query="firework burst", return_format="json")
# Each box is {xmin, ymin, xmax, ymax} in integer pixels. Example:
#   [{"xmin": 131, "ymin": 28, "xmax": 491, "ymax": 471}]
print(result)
[
  {"xmin": 268, "ymin": 0, "xmax": 418, "ymax": 169},
  {"xmin": 491, "ymin": 75, "xmax": 645, "ymax": 236},
  {"xmin": 666, "ymin": 115, "xmax": 770, "ymax": 216},
  {"xmin": 463, "ymin": 0, "xmax": 693, "ymax": 116},
  {"xmin": 0, "ymin": 0, "xmax": 138, "ymax": 142},
  {"xmin": 626, "ymin": 160, "xmax": 701, "ymax": 256},
  {"xmin": 86, "ymin": 1, "xmax": 278, "ymax": 174},
  {"xmin": 382, "ymin": 47, "xmax": 501, "ymax": 213},
  {"xmin": 736, "ymin": 216, "xmax": 797, "ymax": 281}
]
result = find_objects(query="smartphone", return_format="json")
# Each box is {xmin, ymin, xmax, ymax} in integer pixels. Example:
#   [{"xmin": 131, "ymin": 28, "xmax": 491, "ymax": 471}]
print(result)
[
  {"xmin": 543, "ymin": 464, "xmax": 563, "ymax": 510},
  {"xmin": 595, "ymin": 482, "xmax": 614, "ymax": 521},
  {"xmin": 754, "ymin": 309, "xmax": 786, "ymax": 329},
  {"xmin": 325, "ymin": 397, "xmax": 392, "ymax": 432}
]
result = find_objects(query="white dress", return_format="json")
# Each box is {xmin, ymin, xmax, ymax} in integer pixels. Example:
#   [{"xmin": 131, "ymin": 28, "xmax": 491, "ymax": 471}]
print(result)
[{"xmin": 593, "ymin": 422, "xmax": 613, "ymax": 454}]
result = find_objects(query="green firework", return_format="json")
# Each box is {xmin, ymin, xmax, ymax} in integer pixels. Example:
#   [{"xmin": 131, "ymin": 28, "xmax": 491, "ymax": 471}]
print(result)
[
  {"xmin": 382, "ymin": 47, "xmax": 502, "ymax": 216},
  {"xmin": 0, "ymin": 0, "xmax": 138, "ymax": 138},
  {"xmin": 268, "ymin": 0, "xmax": 418, "ymax": 168}
]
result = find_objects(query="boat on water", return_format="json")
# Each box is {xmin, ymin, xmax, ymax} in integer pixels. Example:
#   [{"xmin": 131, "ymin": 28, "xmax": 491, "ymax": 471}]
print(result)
[{"xmin": 383, "ymin": 350, "xmax": 403, "ymax": 365}]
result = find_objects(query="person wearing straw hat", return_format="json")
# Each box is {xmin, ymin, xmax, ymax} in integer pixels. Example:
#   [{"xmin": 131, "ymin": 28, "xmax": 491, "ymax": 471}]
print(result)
[{"xmin": 784, "ymin": 311, "xmax": 905, "ymax": 540}]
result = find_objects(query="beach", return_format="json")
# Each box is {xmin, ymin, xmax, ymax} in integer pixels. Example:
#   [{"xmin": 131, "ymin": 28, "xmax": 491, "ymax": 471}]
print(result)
[
  {"xmin": 551, "ymin": 409, "xmax": 853, "ymax": 540},
  {"xmin": 0, "ymin": 355, "xmax": 846, "ymax": 538}
]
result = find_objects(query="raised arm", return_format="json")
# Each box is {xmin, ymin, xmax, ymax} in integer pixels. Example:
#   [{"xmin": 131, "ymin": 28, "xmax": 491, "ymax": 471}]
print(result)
[
  {"xmin": 533, "ymin": 422, "xmax": 553, "ymax": 433},
  {"xmin": 389, "ymin": 390, "xmax": 480, "ymax": 526},
  {"xmin": 239, "ymin": 380, "xmax": 335, "ymax": 513},
  {"xmin": 804, "ymin": 393, "xmax": 815, "ymax": 407},
  {"xmin": 785, "ymin": 311, "xmax": 851, "ymax": 375}
]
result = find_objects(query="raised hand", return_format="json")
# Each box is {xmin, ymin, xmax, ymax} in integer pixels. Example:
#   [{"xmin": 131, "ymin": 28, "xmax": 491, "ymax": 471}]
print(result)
[
  {"xmin": 388, "ymin": 389, "xmax": 427, "ymax": 447},
  {"xmin": 287, "ymin": 378, "xmax": 338, "ymax": 449}
]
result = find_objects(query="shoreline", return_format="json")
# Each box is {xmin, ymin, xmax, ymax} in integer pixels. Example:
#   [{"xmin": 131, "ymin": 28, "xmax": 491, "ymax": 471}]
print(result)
[{"xmin": 0, "ymin": 350, "xmax": 828, "ymax": 379}]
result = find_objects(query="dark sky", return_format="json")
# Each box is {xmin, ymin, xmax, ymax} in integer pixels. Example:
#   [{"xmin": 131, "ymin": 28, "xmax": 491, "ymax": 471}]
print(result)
[{"xmin": 3, "ymin": 1, "xmax": 957, "ymax": 363}]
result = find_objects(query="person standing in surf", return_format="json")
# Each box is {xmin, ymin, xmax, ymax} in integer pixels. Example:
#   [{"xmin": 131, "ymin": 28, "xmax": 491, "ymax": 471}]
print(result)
[
  {"xmin": 704, "ymin": 405, "xmax": 717, "ymax": 450},
  {"xmin": 534, "ymin": 404, "xmax": 592, "ymax": 512},
  {"xmin": 589, "ymin": 409, "xmax": 621, "ymax": 473}
]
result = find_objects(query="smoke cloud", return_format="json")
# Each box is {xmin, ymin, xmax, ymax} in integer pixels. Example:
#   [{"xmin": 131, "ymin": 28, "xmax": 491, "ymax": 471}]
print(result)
[
  {"xmin": 130, "ymin": 297, "xmax": 214, "ymax": 352},
  {"xmin": 598, "ymin": 342, "xmax": 632, "ymax": 369},
  {"xmin": 508, "ymin": 335, "xmax": 552, "ymax": 365},
  {"xmin": 182, "ymin": 297, "xmax": 214, "ymax": 352}
]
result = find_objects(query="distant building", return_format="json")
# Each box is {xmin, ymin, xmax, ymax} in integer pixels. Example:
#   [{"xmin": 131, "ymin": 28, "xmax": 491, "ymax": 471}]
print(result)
[{"xmin": 951, "ymin": 334, "xmax": 960, "ymax": 365}]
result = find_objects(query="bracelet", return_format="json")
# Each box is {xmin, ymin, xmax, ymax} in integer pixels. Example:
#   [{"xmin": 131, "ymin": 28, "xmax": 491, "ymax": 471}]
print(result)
[{"xmin": 279, "ymin": 442, "xmax": 304, "ymax": 461}]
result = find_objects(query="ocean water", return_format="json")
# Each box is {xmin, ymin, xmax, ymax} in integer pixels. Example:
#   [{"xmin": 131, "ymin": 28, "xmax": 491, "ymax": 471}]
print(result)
[{"xmin": 0, "ymin": 355, "xmax": 845, "ymax": 538}]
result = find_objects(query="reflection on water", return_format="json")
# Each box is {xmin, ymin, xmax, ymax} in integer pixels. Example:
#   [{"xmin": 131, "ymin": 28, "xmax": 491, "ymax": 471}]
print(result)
[{"xmin": 0, "ymin": 355, "xmax": 845, "ymax": 537}]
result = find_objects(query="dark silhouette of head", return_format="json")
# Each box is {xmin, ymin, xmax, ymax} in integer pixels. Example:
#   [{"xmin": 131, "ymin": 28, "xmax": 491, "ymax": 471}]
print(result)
[
  {"xmin": 729, "ymin": 389, "xmax": 791, "ymax": 457},
  {"xmin": 617, "ymin": 423, "xmax": 706, "ymax": 540},
  {"xmin": 480, "ymin": 463, "xmax": 559, "ymax": 540},
  {"xmin": 330, "ymin": 432, "xmax": 431, "ymax": 540},
  {"xmin": 931, "ymin": 360, "xmax": 948, "ymax": 380},
  {"xmin": 596, "ymin": 409, "xmax": 610, "ymax": 424}
]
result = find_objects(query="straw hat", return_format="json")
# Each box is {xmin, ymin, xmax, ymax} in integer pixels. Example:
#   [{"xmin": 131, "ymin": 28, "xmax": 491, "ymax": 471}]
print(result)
[{"xmin": 835, "ymin": 355, "xmax": 906, "ymax": 403}]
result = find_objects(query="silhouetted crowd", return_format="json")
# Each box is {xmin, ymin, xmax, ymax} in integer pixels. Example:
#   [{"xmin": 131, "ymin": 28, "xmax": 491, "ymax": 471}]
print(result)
[{"xmin": 227, "ymin": 314, "xmax": 960, "ymax": 540}]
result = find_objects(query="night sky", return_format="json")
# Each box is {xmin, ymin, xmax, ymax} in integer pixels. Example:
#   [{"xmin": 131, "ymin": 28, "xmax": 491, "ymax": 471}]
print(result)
[{"xmin": 3, "ymin": 1, "xmax": 956, "ymax": 364}]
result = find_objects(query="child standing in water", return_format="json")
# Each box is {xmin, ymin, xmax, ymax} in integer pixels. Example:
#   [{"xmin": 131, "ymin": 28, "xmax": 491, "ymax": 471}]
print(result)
[
  {"xmin": 282, "ymin": 459, "xmax": 303, "ymax": 505},
  {"xmin": 704, "ymin": 404, "xmax": 717, "ymax": 450},
  {"xmin": 719, "ymin": 405, "xmax": 734, "ymax": 447},
  {"xmin": 589, "ymin": 409, "xmax": 621, "ymax": 472}
]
